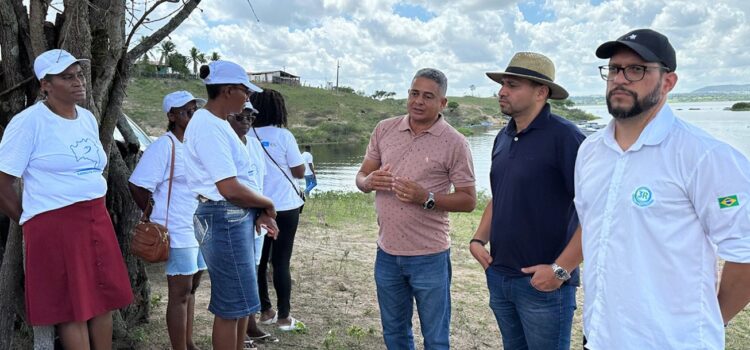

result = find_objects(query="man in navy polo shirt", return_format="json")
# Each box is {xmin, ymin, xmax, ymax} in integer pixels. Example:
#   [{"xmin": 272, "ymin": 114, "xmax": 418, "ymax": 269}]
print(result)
[{"xmin": 470, "ymin": 52, "xmax": 585, "ymax": 350}]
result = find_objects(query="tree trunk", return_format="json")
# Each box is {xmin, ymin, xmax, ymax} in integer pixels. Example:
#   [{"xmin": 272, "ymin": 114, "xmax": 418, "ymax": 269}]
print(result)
[{"xmin": 0, "ymin": 1, "xmax": 202, "ymax": 347}]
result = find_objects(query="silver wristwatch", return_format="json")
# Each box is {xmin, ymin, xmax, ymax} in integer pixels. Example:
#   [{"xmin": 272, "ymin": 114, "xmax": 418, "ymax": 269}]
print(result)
[
  {"xmin": 551, "ymin": 263, "xmax": 571, "ymax": 281},
  {"xmin": 422, "ymin": 192, "xmax": 436, "ymax": 210}
]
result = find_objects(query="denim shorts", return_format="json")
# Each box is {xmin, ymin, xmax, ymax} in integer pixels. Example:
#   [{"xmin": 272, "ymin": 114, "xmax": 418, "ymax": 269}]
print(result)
[
  {"xmin": 193, "ymin": 200, "xmax": 260, "ymax": 319},
  {"xmin": 165, "ymin": 247, "xmax": 207, "ymax": 276}
]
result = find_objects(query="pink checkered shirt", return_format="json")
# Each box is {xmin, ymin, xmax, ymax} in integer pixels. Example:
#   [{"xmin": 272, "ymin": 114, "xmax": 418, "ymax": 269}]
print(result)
[{"xmin": 365, "ymin": 115, "xmax": 475, "ymax": 256}]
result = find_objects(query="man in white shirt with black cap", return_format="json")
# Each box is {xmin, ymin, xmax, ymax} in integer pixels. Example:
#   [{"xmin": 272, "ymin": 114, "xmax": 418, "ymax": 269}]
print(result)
[{"xmin": 575, "ymin": 28, "xmax": 750, "ymax": 350}]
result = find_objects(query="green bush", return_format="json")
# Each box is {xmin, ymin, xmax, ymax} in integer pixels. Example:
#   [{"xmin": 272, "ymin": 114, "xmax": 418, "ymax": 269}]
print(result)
[
  {"xmin": 731, "ymin": 102, "xmax": 750, "ymax": 111},
  {"xmin": 448, "ymin": 101, "xmax": 459, "ymax": 112},
  {"xmin": 456, "ymin": 127, "xmax": 474, "ymax": 136}
]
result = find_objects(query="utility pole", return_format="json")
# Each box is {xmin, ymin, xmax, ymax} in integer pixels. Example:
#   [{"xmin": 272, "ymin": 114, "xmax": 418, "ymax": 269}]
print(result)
[{"xmin": 335, "ymin": 60, "xmax": 340, "ymax": 91}]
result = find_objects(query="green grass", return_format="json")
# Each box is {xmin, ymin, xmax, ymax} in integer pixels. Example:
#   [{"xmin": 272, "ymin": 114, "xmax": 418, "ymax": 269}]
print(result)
[
  {"xmin": 122, "ymin": 77, "xmax": 597, "ymax": 145},
  {"xmin": 304, "ymin": 191, "xmax": 376, "ymax": 227}
]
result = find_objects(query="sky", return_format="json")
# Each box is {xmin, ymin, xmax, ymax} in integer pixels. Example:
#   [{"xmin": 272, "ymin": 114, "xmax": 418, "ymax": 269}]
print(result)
[{"xmin": 131, "ymin": 0, "xmax": 750, "ymax": 98}]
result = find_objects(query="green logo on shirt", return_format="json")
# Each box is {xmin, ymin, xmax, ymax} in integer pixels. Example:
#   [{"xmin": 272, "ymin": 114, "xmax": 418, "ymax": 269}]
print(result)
[
  {"xmin": 718, "ymin": 195, "xmax": 739, "ymax": 209},
  {"xmin": 632, "ymin": 186, "xmax": 654, "ymax": 207}
]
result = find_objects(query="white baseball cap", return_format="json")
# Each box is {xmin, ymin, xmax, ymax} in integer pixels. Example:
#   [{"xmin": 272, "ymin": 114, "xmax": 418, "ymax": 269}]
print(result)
[
  {"xmin": 162, "ymin": 91, "xmax": 206, "ymax": 113},
  {"xmin": 243, "ymin": 101, "xmax": 259, "ymax": 113},
  {"xmin": 34, "ymin": 49, "xmax": 90, "ymax": 80},
  {"xmin": 203, "ymin": 60, "xmax": 262, "ymax": 92}
]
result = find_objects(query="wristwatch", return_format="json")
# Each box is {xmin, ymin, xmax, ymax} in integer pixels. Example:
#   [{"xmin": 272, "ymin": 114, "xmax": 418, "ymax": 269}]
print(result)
[
  {"xmin": 551, "ymin": 263, "xmax": 571, "ymax": 281},
  {"xmin": 422, "ymin": 192, "xmax": 436, "ymax": 210}
]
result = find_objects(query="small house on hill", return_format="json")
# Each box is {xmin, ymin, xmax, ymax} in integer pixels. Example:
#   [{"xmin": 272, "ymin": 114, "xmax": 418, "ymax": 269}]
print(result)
[{"xmin": 248, "ymin": 70, "xmax": 300, "ymax": 86}]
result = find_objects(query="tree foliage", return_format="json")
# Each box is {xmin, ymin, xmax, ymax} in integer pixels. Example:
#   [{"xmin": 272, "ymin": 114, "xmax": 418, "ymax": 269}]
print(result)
[
  {"xmin": 188, "ymin": 46, "xmax": 207, "ymax": 75},
  {"xmin": 550, "ymin": 98, "xmax": 575, "ymax": 108},
  {"xmin": 0, "ymin": 1, "xmax": 201, "ymax": 348},
  {"xmin": 158, "ymin": 40, "xmax": 177, "ymax": 66},
  {"xmin": 168, "ymin": 52, "xmax": 190, "ymax": 75},
  {"xmin": 371, "ymin": 90, "xmax": 396, "ymax": 100},
  {"xmin": 336, "ymin": 86, "xmax": 356, "ymax": 94},
  {"xmin": 447, "ymin": 101, "xmax": 459, "ymax": 113}
]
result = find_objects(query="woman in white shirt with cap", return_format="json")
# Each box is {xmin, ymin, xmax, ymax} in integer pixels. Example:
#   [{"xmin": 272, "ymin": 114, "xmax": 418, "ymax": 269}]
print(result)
[
  {"xmin": 129, "ymin": 90, "xmax": 207, "ymax": 350},
  {"xmin": 185, "ymin": 60, "xmax": 278, "ymax": 350},
  {"xmin": 0, "ymin": 49, "xmax": 132, "ymax": 349}
]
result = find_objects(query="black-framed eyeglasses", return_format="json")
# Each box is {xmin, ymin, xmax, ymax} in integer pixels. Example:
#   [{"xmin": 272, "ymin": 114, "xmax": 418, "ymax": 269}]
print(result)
[
  {"xmin": 599, "ymin": 65, "xmax": 669, "ymax": 82},
  {"xmin": 172, "ymin": 107, "xmax": 198, "ymax": 118}
]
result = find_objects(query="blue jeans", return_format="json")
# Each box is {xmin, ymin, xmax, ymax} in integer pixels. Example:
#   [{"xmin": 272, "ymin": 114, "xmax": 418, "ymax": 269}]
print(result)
[
  {"xmin": 374, "ymin": 248, "xmax": 451, "ymax": 350},
  {"xmin": 486, "ymin": 267, "xmax": 576, "ymax": 350},
  {"xmin": 304, "ymin": 175, "xmax": 317, "ymax": 194},
  {"xmin": 193, "ymin": 201, "xmax": 260, "ymax": 319}
]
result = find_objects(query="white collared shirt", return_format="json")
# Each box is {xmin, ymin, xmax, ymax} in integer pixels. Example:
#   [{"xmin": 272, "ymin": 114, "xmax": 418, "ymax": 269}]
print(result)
[{"xmin": 574, "ymin": 104, "xmax": 750, "ymax": 350}]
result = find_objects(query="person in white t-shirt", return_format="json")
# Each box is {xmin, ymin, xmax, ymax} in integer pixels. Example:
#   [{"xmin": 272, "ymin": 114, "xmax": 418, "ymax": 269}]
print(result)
[
  {"xmin": 227, "ymin": 102, "xmax": 282, "ymax": 344},
  {"xmin": 301, "ymin": 145, "xmax": 317, "ymax": 195},
  {"xmin": 0, "ymin": 49, "xmax": 133, "ymax": 349},
  {"xmin": 248, "ymin": 89, "xmax": 307, "ymax": 332},
  {"xmin": 184, "ymin": 60, "xmax": 278, "ymax": 350},
  {"xmin": 129, "ymin": 90, "xmax": 207, "ymax": 350}
]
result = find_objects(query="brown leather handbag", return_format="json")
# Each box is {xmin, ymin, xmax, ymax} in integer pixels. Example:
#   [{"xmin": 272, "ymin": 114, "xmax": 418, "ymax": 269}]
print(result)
[{"xmin": 130, "ymin": 136, "xmax": 175, "ymax": 263}]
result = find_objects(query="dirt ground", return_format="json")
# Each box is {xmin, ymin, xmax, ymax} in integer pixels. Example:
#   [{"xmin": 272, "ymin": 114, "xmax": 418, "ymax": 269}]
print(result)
[
  {"xmin": 132, "ymin": 194, "xmax": 579, "ymax": 349},
  {"xmin": 132, "ymin": 193, "xmax": 749, "ymax": 349}
]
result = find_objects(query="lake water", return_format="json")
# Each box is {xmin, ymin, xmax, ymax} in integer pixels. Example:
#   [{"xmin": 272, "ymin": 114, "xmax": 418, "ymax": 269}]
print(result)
[{"xmin": 305, "ymin": 101, "xmax": 750, "ymax": 194}]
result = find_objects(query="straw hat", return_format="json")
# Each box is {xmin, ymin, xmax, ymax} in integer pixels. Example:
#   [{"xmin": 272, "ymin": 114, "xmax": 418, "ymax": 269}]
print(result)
[{"xmin": 486, "ymin": 52, "xmax": 569, "ymax": 100}]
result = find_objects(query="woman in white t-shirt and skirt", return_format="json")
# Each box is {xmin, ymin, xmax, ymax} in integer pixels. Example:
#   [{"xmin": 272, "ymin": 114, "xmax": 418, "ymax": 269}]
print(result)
[
  {"xmin": 248, "ymin": 89, "xmax": 307, "ymax": 331},
  {"xmin": 129, "ymin": 91, "xmax": 207, "ymax": 350},
  {"xmin": 184, "ymin": 61, "xmax": 279, "ymax": 350},
  {"xmin": 0, "ymin": 49, "xmax": 133, "ymax": 349}
]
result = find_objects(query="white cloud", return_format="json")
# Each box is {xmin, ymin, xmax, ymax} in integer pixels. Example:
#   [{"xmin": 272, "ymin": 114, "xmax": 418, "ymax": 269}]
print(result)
[{"xmin": 130, "ymin": 0, "xmax": 750, "ymax": 97}]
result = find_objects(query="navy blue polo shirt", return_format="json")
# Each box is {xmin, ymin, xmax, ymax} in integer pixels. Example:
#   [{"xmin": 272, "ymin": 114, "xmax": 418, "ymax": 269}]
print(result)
[{"xmin": 489, "ymin": 103, "xmax": 585, "ymax": 285}]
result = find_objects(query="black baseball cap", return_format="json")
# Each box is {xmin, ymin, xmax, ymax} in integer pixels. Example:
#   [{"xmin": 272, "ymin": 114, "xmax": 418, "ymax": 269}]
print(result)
[{"xmin": 596, "ymin": 29, "xmax": 676, "ymax": 72}]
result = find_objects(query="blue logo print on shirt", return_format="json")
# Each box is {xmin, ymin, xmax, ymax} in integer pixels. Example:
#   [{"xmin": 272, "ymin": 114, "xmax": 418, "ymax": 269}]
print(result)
[
  {"xmin": 632, "ymin": 186, "xmax": 654, "ymax": 207},
  {"xmin": 70, "ymin": 138, "xmax": 102, "ymax": 175}
]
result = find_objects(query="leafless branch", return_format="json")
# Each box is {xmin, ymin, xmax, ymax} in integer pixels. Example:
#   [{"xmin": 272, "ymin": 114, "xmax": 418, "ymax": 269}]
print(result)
[
  {"xmin": 0, "ymin": 77, "xmax": 34, "ymax": 99},
  {"xmin": 125, "ymin": 0, "xmax": 186, "ymax": 50},
  {"xmin": 127, "ymin": 0, "xmax": 201, "ymax": 64}
]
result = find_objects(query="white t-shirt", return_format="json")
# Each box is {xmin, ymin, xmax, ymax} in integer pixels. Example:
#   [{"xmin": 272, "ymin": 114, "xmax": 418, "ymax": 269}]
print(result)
[
  {"xmin": 301, "ymin": 151, "xmax": 314, "ymax": 176},
  {"xmin": 0, "ymin": 102, "xmax": 107, "ymax": 224},
  {"xmin": 251, "ymin": 126, "xmax": 305, "ymax": 211},
  {"xmin": 129, "ymin": 132, "xmax": 199, "ymax": 248},
  {"xmin": 244, "ymin": 137, "xmax": 267, "ymax": 194},
  {"xmin": 574, "ymin": 104, "xmax": 750, "ymax": 350},
  {"xmin": 184, "ymin": 109, "xmax": 253, "ymax": 201}
]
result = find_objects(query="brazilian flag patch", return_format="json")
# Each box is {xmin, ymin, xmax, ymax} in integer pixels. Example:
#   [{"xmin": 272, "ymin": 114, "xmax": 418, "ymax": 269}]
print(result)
[{"xmin": 718, "ymin": 195, "xmax": 739, "ymax": 209}]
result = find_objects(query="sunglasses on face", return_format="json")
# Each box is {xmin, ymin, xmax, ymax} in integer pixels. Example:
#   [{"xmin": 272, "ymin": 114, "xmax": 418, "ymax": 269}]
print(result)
[
  {"xmin": 230, "ymin": 113, "xmax": 255, "ymax": 122},
  {"xmin": 230, "ymin": 85, "xmax": 252, "ymax": 97}
]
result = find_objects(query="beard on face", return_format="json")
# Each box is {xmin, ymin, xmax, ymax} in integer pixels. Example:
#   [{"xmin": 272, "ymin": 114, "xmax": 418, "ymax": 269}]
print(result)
[{"xmin": 606, "ymin": 81, "xmax": 662, "ymax": 120}]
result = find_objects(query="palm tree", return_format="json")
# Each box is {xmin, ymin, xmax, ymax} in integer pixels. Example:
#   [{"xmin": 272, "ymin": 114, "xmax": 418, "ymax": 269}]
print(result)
[
  {"xmin": 210, "ymin": 51, "xmax": 221, "ymax": 61},
  {"xmin": 188, "ymin": 47, "xmax": 207, "ymax": 75},
  {"xmin": 158, "ymin": 40, "xmax": 176, "ymax": 66}
]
